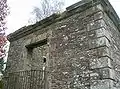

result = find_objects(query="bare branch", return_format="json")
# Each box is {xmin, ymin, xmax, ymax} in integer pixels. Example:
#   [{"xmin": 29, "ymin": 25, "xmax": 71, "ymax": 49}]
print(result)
[{"xmin": 28, "ymin": 0, "xmax": 64, "ymax": 24}]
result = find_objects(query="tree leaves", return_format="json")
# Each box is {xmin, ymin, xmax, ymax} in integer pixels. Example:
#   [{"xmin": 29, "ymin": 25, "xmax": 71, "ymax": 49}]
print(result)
[{"xmin": 0, "ymin": 0, "xmax": 9, "ymax": 58}]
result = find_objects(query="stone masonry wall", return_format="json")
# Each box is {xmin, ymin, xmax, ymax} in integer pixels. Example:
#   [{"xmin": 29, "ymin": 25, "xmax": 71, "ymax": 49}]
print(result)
[
  {"xmin": 49, "ymin": 6, "xmax": 113, "ymax": 89},
  {"xmin": 5, "ymin": 0, "xmax": 120, "ymax": 89}
]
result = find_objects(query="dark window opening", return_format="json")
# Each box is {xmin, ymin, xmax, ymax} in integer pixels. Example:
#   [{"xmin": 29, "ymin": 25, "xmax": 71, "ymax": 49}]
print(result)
[{"xmin": 43, "ymin": 57, "xmax": 46, "ymax": 63}]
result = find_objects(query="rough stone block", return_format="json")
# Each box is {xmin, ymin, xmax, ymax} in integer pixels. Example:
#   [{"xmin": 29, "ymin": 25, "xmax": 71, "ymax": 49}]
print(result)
[
  {"xmin": 94, "ymin": 11, "xmax": 103, "ymax": 20},
  {"xmin": 89, "ymin": 37, "xmax": 110, "ymax": 49},
  {"xmin": 90, "ymin": 68, "xmax": 114, "ymax": 80},
  {"xmin": 90, "ymin": 79, "xmax": 114, "ymax": 89},
  {"xmin": 87, "ymin": 19, "xmax": 106, "ymax": 31},
  {"xmin": 88, "ymin": 28, "xmax": 110, "ymax": 40},
  {"xmin": 97, "ymin": 46, "xmax": 111, "ymax": 57},
  {"xmin": 90, "ymin": 57, "xmax": 112, "ymax": 69}
]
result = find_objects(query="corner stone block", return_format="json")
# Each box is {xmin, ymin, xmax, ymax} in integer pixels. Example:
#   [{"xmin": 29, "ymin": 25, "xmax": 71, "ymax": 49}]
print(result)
[
  {"xmin": 90, "ymin": 79, "xmax": 116, "ymax": 89},
  {"xmin": 88, "ymin": 27, "xmax": 110, "ymax": 40},
  {"xmin": 97, "ymin": 46, "xmax": 111, "ymax": 58},
  {"xmin": 89, "ymin": 37, "xmax": 110, "ymax": 49},
  {"xmin": 94, "ymin": 11, "xmax": 103, "ymax": 21},
  {"xmin": 90, "ymin": 68, "xmax": 114, "ymax": 80},
  {"xmin": 90, "ymin": 57, "xmax": 112, "ymax": 69},
  {"xmin": 87, "ymin": 19, "xmax": 106, "ymax": 31}
]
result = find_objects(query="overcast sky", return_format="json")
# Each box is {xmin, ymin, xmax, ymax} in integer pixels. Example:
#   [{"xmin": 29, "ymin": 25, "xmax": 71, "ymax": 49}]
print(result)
[{"xmin": 6, "ymin": 0, "xmax": 120, "ymax": 35}]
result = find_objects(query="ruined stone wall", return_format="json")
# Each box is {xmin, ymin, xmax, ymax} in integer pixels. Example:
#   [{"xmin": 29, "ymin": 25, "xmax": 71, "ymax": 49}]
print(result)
[{"xmin": 5, "ymin": 0, "xmax": 120, "ymax": 89}]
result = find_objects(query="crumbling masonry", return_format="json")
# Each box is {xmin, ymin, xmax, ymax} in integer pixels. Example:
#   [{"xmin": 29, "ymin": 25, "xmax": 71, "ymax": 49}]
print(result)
[{"xmin": 4, "ymin": 0, "xmax": 120, "ymax": 89}]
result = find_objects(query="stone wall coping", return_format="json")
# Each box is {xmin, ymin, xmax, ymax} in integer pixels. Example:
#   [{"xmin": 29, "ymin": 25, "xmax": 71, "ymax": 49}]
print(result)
[{"xmin": 8, "ymin": 0, "xmax": 120, "ymax": 42}]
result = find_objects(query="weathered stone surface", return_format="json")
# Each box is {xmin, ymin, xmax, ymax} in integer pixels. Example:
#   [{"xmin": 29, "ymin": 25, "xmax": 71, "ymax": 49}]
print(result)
[{"xmin": 4, "ymin": 0, "xmax": 120, "ymax": 89}]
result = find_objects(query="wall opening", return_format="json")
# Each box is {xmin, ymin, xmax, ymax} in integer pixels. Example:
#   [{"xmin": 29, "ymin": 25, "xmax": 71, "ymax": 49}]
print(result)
[{"xmin": 26, "ymin": 39, "xmax": 48, "ymax": 70}]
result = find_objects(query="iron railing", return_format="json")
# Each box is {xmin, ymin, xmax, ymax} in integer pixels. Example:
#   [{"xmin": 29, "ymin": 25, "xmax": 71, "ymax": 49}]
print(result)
[{"xmin": 4, "ymin": 70, "xmax": 48, "ymax": 89}]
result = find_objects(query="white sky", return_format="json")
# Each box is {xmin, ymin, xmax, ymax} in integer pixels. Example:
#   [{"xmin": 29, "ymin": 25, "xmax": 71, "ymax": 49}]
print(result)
[{"xmin": 6, "ymin": 0, "xmax": 120, "ymax": 35}]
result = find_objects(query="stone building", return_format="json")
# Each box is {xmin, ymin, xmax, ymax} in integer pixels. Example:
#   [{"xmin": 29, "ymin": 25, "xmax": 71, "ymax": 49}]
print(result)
[{"xmin": 4, "ymin": 0, "xmax": 120, "ymax": 89}]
